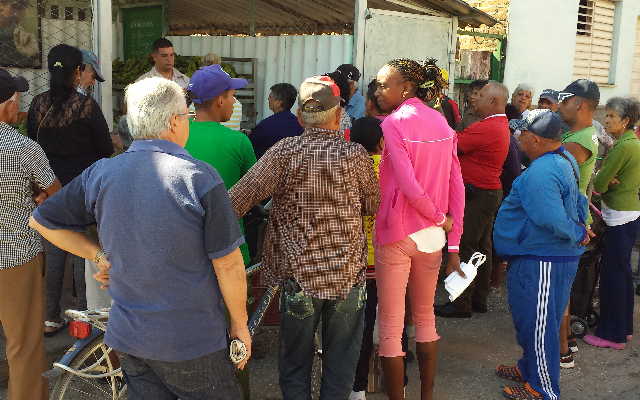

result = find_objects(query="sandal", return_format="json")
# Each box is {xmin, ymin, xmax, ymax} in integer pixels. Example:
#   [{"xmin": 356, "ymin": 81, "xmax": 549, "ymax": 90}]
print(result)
[
  {"xmin": 503, "ymin": 383, "xmax": 543, "ymax": 400},
  {"xmin": 496, "ymin": 364, "xmax": 524, "ymax": 382},
  {"xmin": 44, "ymin": 320, "xmax": 67, "ymax": 337}
]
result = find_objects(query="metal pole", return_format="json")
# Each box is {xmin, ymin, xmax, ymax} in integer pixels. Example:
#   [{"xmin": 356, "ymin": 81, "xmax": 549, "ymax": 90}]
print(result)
[
  {"xmin": 353, "ymin": 0, "xmax": 367, "ymax": 90},
  {"xmin": 93, "ymin": 0, "xmax": 113, "ymax": 130},
  {"xmin": 249, "ymin": 0, "xmax": 256, "ymax": 36}
]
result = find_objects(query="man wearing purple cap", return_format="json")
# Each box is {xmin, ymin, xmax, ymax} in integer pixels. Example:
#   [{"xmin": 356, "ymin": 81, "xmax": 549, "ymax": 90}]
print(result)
[
  {"xmin": 185, "ymin": 64, "xmax": 256, "ymax": 266},
  {"xmin": 0, "ymin": 68, "xmax": 60, "ymax": 399},
  {"xmin": 229, "ymin": 75, "xmax": 379, "ymax": 400}
]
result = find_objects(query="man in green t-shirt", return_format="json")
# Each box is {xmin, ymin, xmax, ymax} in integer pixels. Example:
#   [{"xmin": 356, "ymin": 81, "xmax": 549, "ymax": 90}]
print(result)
[
  {"xmin": 557, "ymin": 79, "xmax": 600, "ymax": 369},
  {"xmin": 559, "ymin": 79, "xmax": 600, "ymax": 196},
  {"xmin": 185, "ymin": 65, "xmax": 257, "ymax": 266}
]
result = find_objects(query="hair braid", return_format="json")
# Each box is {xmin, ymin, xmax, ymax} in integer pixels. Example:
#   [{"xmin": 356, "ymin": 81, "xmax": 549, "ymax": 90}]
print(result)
[{"xmin": 387, "ymin": 58, "xmax": 445, "ymax": 104}]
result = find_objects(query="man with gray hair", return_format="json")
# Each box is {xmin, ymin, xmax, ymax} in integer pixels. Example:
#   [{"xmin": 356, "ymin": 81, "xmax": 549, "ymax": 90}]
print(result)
[
  {"xmin": 437, "ymin": 81, "xmax": 511, "ymax": 318},
  {"xmin": 29, "ymin": 77, "xmax": 250, "ymax": 399},
  {"xmin": 229, "ymin": 75, "xmax": 379, "ymax": 399}
]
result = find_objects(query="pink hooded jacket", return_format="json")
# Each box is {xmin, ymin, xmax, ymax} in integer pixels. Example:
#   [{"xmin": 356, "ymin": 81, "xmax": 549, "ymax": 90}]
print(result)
[{"xmin": 375, "ymin": 97, "xmax": 465, "ymax": 252}]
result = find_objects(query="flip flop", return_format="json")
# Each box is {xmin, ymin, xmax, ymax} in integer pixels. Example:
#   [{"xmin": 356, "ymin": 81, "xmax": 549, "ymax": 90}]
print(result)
[{"xmin": 44, "ymin": 320, "xmax": 67, "ymax": 337}]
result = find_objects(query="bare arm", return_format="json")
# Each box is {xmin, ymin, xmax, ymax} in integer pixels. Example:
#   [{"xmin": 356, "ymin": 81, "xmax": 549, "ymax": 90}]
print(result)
[
  {"xmin": 564, "ymin": 142, "xmax": 591, "ymax": 164},
  {"xmin": 29, "ymin": 216, "xmax": 101, "ymax": 261},
  {"xmin": 211, "ymin": 248, "xmax": 251, "ymax": 370},
  {"xmin": 33, "ymin": 179, "xmax": 62, "ymax": 205}
]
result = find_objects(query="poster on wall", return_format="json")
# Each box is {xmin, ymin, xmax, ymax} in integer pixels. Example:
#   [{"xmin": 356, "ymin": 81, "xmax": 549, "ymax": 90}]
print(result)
[{"xmin": 0, "ymin": 0, "xmax": 42, "ymax": 68}]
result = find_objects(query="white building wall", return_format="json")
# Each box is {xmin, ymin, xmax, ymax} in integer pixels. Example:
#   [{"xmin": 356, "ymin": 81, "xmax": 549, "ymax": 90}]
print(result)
[
  {"xmin": 601, "ymin": 0, "xmax": 640, "ymax": 102},
  {"xmin": 504, "ymin": 0, "xmax": 640, "ymax": 104},
  {"xmin": 503, "ymin": 0, "xmax": 580, "ymax": 101}
]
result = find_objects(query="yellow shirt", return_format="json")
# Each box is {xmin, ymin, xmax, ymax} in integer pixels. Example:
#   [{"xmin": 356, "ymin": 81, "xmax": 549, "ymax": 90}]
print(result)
[{"xmin": 364, "ymin": 155, "xmax": 381, "ymax": 272}]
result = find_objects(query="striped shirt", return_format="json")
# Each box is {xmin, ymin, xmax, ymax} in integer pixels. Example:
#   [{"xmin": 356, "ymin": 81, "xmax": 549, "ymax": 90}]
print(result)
[
  {"xmin": 0, "ymin": 122, "xmax": 56, "ymax": 269},
  {"xmin": 229, "ymin": 127, "xmax": 380, "ymax": 299}
]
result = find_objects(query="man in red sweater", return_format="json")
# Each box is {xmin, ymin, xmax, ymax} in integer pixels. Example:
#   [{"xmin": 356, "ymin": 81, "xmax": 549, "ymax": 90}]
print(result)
[{"xmin": 436, "ymin": 81, "xmax": 510, "ymax": 318}]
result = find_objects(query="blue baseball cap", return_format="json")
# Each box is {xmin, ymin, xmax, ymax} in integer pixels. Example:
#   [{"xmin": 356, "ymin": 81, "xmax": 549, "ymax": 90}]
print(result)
[
  {"xmin": 509, "ymin": 109, "xmax": 564, "ymax": 140},
  {"xmin": 188, "ymin": 65, "xmax": 248, "ymax": 104},
  {"xmin": 80, "ymin": 49, "xmax": 104, "ymax": 82}
]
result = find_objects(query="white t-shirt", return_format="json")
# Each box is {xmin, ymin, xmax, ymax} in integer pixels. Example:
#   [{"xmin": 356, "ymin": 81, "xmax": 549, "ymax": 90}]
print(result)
[
  {"xmin": 601, "ymin": 201, "xmax": 640, "ymax": 227},
  {"xmin": 409, "ymin": 226, "xmax": 446, "ymax": 253}
]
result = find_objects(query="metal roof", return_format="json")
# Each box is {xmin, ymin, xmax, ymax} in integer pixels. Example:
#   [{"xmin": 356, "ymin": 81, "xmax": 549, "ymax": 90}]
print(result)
[{"xmin": 163, "ymin": 0, "xmax": 498, "ymax": 36}]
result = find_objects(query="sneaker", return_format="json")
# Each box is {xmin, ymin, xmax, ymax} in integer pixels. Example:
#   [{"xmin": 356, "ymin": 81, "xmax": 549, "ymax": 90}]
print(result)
[
  {"xmin": 560, "ymin": 351, "xmax": 575, "ymax": 369},
  {"xmin": 502, "ymin": 383, "xmax": 543, "ymax": 400},
  {"xmin": 349, "ymin": 391, "xmax": 366, "ymax": 400},
  {"xmin": 583, "ymin": 334, "xmax": 626, "ymax": 350},
  {"xmin": 495, "ymin": 365, "xmax": 525, "ymax": 382},
  {"xmin": 568, "ymin": 339, "xmax": 579, "ymax": 353}
]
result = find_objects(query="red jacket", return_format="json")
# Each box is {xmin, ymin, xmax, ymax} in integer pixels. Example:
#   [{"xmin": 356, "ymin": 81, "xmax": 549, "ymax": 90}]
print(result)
[{"xmin": 457, "ymin": 114, "xmax": 510, "ymax": 190}]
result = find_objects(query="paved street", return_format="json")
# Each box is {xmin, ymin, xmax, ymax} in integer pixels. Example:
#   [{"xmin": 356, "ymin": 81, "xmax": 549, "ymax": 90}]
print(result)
[{"xmin": 2, "ymin": 281, "xmax": 639, "ymax": 400}]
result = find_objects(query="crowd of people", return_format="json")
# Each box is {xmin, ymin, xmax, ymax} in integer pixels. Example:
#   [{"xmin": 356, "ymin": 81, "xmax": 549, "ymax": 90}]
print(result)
[{"xmin": 1, "ymin": 35, "xmax": 640, "ymax": 400}]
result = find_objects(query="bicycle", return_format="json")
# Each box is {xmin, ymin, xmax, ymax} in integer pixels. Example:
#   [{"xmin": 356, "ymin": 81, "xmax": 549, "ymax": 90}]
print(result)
[{"xmin": 46, "ymin": 262, "xmax": 280, "ymax": 400}]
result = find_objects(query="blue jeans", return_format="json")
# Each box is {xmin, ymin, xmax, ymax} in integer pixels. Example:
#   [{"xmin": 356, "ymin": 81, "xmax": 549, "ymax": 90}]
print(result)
[
  {"xmin": 596, "ymin": 218, "xmax": 639, "ymax": 343},
  {"xmin": 279, "ymin": 281, "xmax": 365, "ymax": 400},
  {"xmin": 119, "ymin": 349, "xmax": 241, "ymax": 400}
]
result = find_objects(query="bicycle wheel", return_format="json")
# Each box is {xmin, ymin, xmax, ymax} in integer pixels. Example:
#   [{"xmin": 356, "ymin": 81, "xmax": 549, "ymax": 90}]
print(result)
[{"xmin": 50, "ymin": 334, "xmax": 127, "ymax": 400}]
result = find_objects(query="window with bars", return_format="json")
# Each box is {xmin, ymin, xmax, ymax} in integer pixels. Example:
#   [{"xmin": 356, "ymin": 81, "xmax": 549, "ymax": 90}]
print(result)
[
  {"xmin": 573, "ymin": 0, "xmax": 617, "ymax": 85},
  {"xmin": 577, "ymin": 0, "xmax": 594, "ymax": 36}
]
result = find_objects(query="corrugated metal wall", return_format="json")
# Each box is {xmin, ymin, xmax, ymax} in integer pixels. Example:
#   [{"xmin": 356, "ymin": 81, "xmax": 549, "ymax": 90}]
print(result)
[
  {"xmin": 168, "ymin": 34, "xmax": 353, "ymax": 122},
  {"xmin": 7, "ymin": 18, "xmax": 93, "ymax": 111}
]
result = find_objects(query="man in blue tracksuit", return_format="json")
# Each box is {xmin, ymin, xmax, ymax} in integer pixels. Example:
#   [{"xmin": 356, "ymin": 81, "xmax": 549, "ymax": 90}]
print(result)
[{"xmin": 493, "ymin": 110, "xmax": 590, "ymax": 400}]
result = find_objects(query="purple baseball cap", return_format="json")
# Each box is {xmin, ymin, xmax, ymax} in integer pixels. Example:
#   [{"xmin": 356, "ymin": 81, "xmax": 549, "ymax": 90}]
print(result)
[{"xmin": 187, "ymin": 64, "xmax": 248, "ymax": 104}]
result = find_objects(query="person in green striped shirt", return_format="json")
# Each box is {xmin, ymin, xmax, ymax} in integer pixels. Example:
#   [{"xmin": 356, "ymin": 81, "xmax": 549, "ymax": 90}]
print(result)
[{"xmin": 557, "ymin": 79, "xmax": 600, "ymax": 367}]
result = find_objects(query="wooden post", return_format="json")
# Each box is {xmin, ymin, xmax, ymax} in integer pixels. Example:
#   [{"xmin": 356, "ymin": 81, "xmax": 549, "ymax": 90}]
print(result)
[{"xmin": 353, "ymin": 0, "xmax": 367, "ymax": 89}]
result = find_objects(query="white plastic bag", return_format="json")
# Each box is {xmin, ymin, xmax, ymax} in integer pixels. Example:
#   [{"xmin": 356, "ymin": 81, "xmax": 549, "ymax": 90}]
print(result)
[{"xmin": 444, "ymin": 252, "xmax": 487, "ymax": 302}]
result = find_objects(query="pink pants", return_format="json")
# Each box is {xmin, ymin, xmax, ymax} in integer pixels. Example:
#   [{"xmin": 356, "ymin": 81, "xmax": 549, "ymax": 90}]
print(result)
[{"xmin": 376, "ymin": 236, "xmax": 442, "ymax": 357}]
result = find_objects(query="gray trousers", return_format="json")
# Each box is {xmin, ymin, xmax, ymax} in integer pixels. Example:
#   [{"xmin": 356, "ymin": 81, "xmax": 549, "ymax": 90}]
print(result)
[{"xmin": 44, "ymin": 240, "xmax": 86, "ymax": 321}]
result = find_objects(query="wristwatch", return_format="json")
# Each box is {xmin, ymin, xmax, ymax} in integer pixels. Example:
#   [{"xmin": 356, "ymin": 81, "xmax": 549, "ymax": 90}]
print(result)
[{"xmin": 94, "ymin": 249, "xmax": 107, "ymax": 264}]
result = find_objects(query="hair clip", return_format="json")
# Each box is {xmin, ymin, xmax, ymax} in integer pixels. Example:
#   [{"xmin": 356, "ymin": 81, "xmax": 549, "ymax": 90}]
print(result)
[
  {"xmin": 419, "ymin": 80, "xmax": 435, "ymax": 89},
  {"xmin": 53, "ymin": 61, "xmax": 63, "ymax": 68}
]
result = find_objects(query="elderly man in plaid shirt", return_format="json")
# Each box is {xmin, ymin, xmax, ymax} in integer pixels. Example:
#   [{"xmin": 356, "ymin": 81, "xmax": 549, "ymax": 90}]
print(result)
[
  {"xmin": 230, "ymin": 75, "xmax": 379, "ymax": 400},
  {"xmin": 0, "ymin": 68, "xmax": 61, "ymax": 399}
]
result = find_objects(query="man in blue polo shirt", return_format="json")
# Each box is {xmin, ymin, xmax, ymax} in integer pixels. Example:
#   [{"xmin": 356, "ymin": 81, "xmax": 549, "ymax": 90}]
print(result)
[
  {"xmin": 493, "ymin": 110, "xmax": 589, "ymax": 400},
  {"xmin": 29, "ymin": 77, "xmax": 250, "ymax": 399},
  {"xmin": 249, "ymin": 82, "xmax": 303, "ymax": 159}
]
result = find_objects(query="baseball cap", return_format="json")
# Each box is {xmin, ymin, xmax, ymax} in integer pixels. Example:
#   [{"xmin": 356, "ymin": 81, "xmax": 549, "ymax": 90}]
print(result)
[
  {"xmin": 509, "ymin": 109, "xmax": 564, "ymax": 140},
  {"xmin": 336, "ymin": 64, "xmax": 361, "ymax": 82},
  {"xmin": 0, "ymin": 68, "xmax": 28, "ymax": 104},
  {"xmin": 187, "ymin": 64, "xmax": 248, "ymax": 104},
  {"xmin": 558, "ymin": 79, "xmax": 600, "ymax": 104},
  {"xmin": 298, "ymin": 76, "xmax": 341, "ymax": 113},
  {"xmin": 539, "ymin": 89, "xmax": 559, "ymax": 104},
  {"xmin": 80, "ymin": 49, "xmax": 105, "ymax": 82}
]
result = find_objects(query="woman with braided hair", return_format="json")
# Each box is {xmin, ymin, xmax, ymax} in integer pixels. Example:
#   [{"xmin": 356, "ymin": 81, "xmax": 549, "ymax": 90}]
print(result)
[{"xmin": 374, "ymin": 58, "xmax": 465, "ymax": 399}]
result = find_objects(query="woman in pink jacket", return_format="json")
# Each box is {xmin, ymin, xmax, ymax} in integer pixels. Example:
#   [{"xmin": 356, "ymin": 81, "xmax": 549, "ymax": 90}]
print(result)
[{"xmin": 375, "ymin": 59, "xmax": 465, "ymax": 400}]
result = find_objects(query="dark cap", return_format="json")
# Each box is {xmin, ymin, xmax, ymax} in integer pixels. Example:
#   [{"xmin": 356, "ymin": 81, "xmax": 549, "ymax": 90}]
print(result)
[
  {"xmin": 558, "ymin": 79, "xmax": 600, "ymax": 104},
  {"xmin": 336, "ymin": 64, "xmax": 361, "ymax": 82},
  {"xmin": 187, "ymin": 64, "xmax": 248, "ymax": 104},
  {"xmin": 298, "ymin": 76, "xmax": 341, "ymax": 113},
  {"xmin": 539, "ymin": 89, "xmax": 559, "ymax": 104},
  {"xmin": 0, "ymin": 69, "xmax": 28, "ymax": 104},
  {"xmin": 80, "ymin": 49, "xmax": 105, "ymax": 82},
  {"xmin": 509, "ymin": 109, "xmax": 564, "ymax": 140}
]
